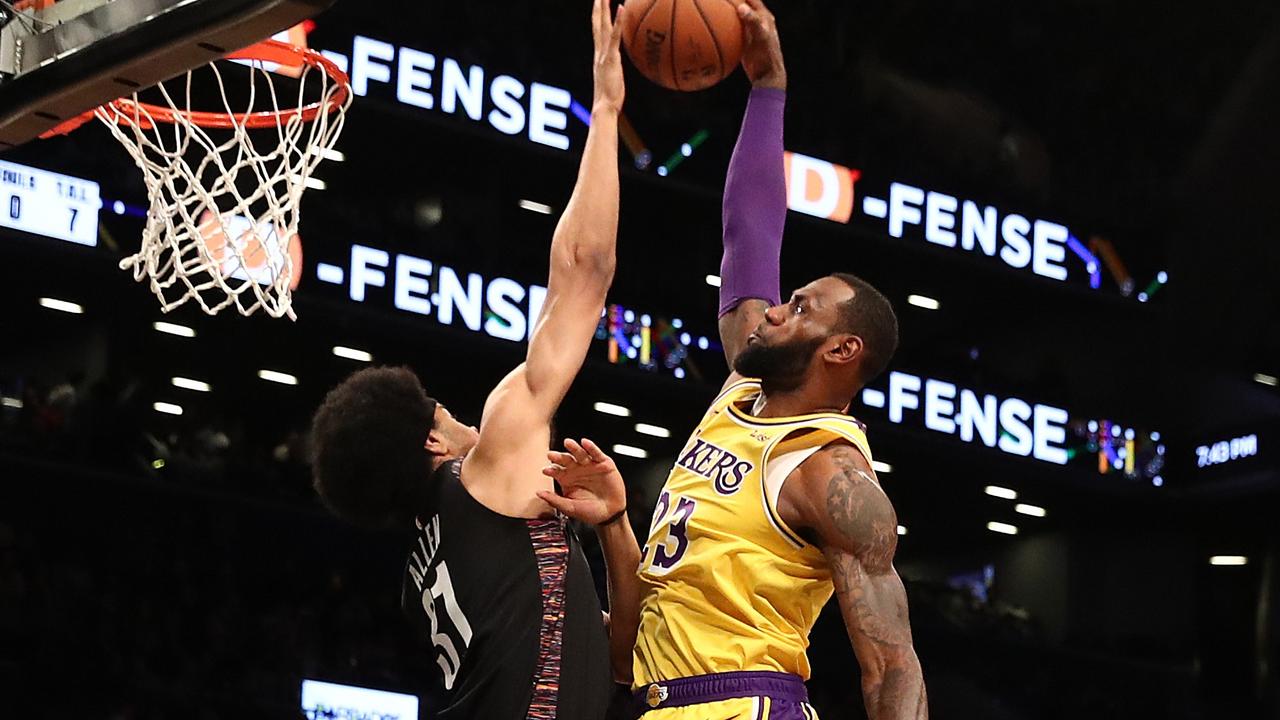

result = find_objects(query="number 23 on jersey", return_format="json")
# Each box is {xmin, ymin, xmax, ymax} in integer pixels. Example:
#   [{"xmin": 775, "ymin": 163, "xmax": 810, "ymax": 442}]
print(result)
[{"xmin": 642, "ymin": 490, "xmax": 698, "ymax": 576}]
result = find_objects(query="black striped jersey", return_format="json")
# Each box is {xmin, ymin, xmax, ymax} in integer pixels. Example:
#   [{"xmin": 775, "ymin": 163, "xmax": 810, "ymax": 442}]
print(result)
[{"xmin": 401, "ymin": 459, "xmax": 612, "ymax": 719}]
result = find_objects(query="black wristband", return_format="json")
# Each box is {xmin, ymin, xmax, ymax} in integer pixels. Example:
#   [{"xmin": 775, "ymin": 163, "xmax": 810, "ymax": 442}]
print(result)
[{"xmin": 597, "ymin": 507, "xmax": 627, "ymax": 528}]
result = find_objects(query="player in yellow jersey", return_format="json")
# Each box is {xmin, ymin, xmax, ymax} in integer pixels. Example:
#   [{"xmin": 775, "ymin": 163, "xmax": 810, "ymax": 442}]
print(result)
[{"xmin": 537, "ymin": 1, "xmax": 927, "ymax": 719}]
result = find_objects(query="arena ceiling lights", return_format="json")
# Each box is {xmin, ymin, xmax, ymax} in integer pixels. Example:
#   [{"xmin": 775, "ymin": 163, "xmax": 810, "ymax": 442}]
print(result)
[
  {"xmin": 635, "ymin": 423, "xmax": 671, "ymax": 438},
  {"xmin": 258, "ymin": 369, "xmax": 299, "ymax": 386},
  {"xmin": 1014, "ymin": 503, "xmax": 1047, "ymax": 518},
  {"xmin": 333, "ymin": 346, "xmax": 373, "ymax": 362},
  {"xmin": 906, "ymin": 294, "xmax": 940, "ymax": 311},
  {"xmin": 153, "ymin": 401, "xmax": 183, "ymax": 416},
  {"xmin": 594, "ymin": 402, "xmax": 631, "ymax": 417},
  {"xmin": 153, "ymin": 321, "xmax": 196, "ymax": 338},
  {"xmin": 38, "ymin": 297, "xmax": 83, "ymax": 314},
  {"xmin": 171, "ymin": 377, "xmax": 212, "ymax": 392},
  {"xmin": 612, "ymin": 444, "xmax": 648, "ymax": 460}
]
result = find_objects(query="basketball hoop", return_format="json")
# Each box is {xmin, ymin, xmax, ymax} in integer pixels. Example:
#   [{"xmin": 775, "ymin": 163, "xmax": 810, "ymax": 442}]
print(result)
[{"xmin": 51, "ymin": 38, "xmax": 352, "ymax": 319}]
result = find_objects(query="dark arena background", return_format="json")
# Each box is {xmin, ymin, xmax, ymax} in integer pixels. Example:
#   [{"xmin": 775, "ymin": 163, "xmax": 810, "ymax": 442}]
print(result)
[{"xmin": 3, "ymin": 0, "xmax": 1280, "ymax": 718}]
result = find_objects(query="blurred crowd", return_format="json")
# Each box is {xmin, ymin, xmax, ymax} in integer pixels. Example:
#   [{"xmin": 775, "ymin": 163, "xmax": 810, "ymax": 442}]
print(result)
[
  {"xmin": 0, "ymin": 470, "xmax": 430, "ymax": 718},
  {"xmin": 1, "ymin": 373, "xmax": 316, "ymax": 502}
]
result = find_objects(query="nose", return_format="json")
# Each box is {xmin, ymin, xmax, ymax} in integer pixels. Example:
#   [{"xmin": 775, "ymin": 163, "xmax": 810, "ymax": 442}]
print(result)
[{"xmin": 764, "ymin": 304, "xmax": 786, "ymax": 325}]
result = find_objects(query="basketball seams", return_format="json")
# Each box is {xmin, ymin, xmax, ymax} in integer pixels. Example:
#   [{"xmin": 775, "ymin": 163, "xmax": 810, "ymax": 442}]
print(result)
[
  {"xmin": 718, "ymin": 0, "xmax": 746, "ymax": 52},
  {"xmin": 690, "ymin": 0, "xmax": 725, "ymax": 84},
  {"xmin": 668, "ymin": 0, "xmax": 681, "ymax": 91},
  {"xmin": 626, "ymin": 0, "xmax": 742, "ymax": 91},
  {"xmin": 627, "ymin": 0, "xmax": 663, "ymax": 55}
]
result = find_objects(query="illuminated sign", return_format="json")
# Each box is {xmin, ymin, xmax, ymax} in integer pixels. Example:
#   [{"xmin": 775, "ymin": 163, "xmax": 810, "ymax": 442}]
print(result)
[
  {"xmin": 1196, "ymin": 434, "xmax": 1258, "ymax": 468},
  {"xmin": 300, "ymin": 679, "xmax": 418, "ymax": 720},
  {"xmin": 315, "ymin": 245, "xmax": 707, "ymax": 378},
  {"xmin": 860, "ymin": 370, "xmax": 1163, "ymax": 479},
  {"xmin": 782, "ymin": 152, "xmax": 1076, "ymax": 283},
  {"xmin": 871, "ymin": 182, "xmax": 1071, "ymax": 281},
  {"xmin": 318, "ymin": 36, "xmax": 574, "ymax": 150},
  {"xmin": 600, "ymin": 304, "xmax": 702, "ymax": 379},
  {"xmin": 0, "ymin": 159, "xmax": 100, "ymax": 246},
  {"xmin": 320, "ymin": 244, "xmax": 548, "ymax": 342},
  {"xmin": 862, "ymin": 371, "xmax": 1071, "ymax": 464},
  {"xmin": 1185, "ymin": 423, "xmax": 1274, "ymax": 482},
  {"xmin": 784, "ymin": 152, "xmax": 858, "ymax": 223}
]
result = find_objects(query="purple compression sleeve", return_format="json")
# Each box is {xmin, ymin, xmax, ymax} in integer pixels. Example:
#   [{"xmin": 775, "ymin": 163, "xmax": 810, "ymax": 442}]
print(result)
[{"xmin": 718, "ymin": 87, "xmax": 786, "ymax": 318}]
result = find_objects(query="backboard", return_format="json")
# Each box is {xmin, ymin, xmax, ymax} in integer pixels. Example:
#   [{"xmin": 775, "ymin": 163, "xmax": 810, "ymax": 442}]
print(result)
[{"xmin": 0, "ymin": 0, "xmax": 335, "ymax": 149}]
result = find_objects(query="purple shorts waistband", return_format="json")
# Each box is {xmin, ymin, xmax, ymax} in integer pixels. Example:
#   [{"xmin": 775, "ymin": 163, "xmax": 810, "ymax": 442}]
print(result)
[{"xmin": 634, "ymin": 670, "xmax": 808, "ymax": 714}]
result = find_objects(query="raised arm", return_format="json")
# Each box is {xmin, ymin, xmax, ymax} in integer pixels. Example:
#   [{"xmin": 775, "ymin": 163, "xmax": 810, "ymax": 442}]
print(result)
[
  {"xmin": 462, "ymin": 0, "xmax": 625, "ymax": 514},
  {"xmin": 717, "ymin": 0, "xmax": 787, "ymax": 371},
  {"xmin": 783, "ymin": 443, "xmax": 928, "ymax": 720},
  {"xmin": 521, "ymin": 0, "xmax": 624, "ymax": 415}
]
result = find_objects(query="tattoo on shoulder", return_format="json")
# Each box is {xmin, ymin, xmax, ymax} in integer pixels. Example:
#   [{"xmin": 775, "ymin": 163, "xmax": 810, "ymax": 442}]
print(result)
[{"xmin": 824, "ymin": 447, "xmax": 896, "ymax": 569}]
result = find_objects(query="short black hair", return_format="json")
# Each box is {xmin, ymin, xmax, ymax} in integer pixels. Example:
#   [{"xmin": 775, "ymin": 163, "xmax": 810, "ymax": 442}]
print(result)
[
  {"xmin": 310, "ymin": 366, "xmax": 437, "ymax": 529},
  {"xmin": 829, "ymin": 273, "xmax": 900, "ymax": 385}
]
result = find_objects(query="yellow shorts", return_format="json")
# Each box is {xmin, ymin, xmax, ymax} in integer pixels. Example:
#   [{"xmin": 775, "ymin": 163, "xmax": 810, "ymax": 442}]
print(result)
[{"xmin": 639, "ymin": 696, "xmax": 821, "ymax": 720}]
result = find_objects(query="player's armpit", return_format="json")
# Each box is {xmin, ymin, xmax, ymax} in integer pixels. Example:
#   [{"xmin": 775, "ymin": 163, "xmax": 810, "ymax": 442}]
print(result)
[
  {"xmin": 459, "ymin": 365, "xmax": 553, "ymax": 514},
  {"xmin": 717, "ymin": 297, "xmax": 769, "ymax": 376}
]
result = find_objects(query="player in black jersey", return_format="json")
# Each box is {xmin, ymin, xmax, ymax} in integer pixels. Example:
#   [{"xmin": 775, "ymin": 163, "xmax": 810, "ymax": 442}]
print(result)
[{"xmin": 307, "ymin": 2, "xmax": 641, "ymax": 718}]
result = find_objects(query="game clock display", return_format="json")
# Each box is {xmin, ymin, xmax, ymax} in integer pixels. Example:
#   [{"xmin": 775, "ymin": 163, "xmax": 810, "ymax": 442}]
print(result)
[{"xmin": 1187, "ymin": 423, "xmax": 1275, "ymax": 482}]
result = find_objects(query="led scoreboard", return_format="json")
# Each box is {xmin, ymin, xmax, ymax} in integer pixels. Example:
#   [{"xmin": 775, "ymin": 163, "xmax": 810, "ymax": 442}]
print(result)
[{"xmin": 0, "ymin": 160, "xmax": 100, "ymax": 247}]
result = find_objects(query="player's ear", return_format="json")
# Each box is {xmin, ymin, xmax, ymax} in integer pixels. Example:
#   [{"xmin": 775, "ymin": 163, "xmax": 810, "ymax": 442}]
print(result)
[
  {"xmin": 424, "ymin": 428, "xmax": 451, "ymax": 457},
  {"xmin": 824, "ymin": 334, "xmax": 862, "ymax": 366}
]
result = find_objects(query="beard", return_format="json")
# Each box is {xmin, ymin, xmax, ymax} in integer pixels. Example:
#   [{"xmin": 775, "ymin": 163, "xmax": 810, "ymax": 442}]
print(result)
[{"xmin": 733, "ymin": 334, "xmax": 825, "ymax": 392}]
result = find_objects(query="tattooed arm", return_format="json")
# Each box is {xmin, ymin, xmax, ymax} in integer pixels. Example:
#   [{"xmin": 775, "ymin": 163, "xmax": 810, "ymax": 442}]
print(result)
[{"xmin": 779, "ymin": 442, "xmax": 927, "ymax": 719}]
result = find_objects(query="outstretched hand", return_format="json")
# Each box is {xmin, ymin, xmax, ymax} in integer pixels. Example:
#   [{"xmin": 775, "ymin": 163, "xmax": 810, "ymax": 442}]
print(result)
[
  {"xmin": 592, "ymin": 0, "xmax": 627, "ymax": 113},
  {"xmin": 737, "ymin": 0, "xmax": 786, "ymax": 90},
  {"xmin": 538, "ymin": 438, "xmax": 627, "ymax": 526}
]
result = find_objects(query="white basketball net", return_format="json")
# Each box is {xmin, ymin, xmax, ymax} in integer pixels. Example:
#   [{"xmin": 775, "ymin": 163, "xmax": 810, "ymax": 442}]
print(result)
[{"xmin": 97, "ymin": 54, "xmax": 350, "ymax": 319}]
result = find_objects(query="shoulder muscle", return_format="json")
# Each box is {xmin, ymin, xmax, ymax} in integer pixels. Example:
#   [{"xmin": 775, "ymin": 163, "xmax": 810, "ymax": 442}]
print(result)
[{"xmin": 785, "ymin": 441, "xmax": 897, "ymax": 570}]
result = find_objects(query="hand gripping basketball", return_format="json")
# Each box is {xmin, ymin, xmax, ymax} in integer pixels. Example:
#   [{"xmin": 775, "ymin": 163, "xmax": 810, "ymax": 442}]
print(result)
[
  {"xmin": 737, "ymin": 0, "xmax": 786, "ymax": 90},
  {"xmin": 538, "ymin": 439, "xmax": 628, "ymax": 526}
]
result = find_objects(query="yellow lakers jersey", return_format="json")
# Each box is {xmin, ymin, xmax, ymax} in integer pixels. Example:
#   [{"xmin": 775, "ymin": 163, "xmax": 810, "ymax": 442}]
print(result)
[{"xmin": 633, "ymin": 378, "xmax": 876, "ymax": 688}]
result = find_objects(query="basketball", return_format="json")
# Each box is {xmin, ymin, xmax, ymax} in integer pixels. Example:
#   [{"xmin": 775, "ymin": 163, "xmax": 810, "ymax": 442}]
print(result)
[
  {"xmin": 621, "ymin": 0, "xmax": 744, "ymax": 91},
  {"xmin": 198, "ymin": 209, "xmax": 305, "ymax": 291}
]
